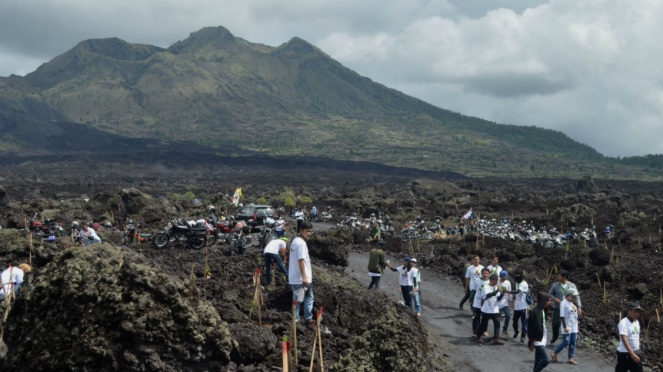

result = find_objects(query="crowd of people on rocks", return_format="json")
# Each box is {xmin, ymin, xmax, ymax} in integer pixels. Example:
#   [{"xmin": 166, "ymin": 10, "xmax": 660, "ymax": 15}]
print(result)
[
  {"xmin": 2, "ymin": 210, "xmax": 646, "ymax": 372},
  {"xmin": 363, "ymin": 244, "xmax": 646, "ymax": 372}
]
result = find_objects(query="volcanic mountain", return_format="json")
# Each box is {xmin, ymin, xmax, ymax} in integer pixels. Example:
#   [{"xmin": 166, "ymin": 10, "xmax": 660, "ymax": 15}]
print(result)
[{"xmin": 0, "ymin": 26, "xmax": 658, "ymax": 178}]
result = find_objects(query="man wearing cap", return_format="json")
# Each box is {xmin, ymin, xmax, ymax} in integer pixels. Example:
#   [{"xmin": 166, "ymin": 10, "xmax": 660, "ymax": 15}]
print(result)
[
  {"xmin": 498, "ymin": 270, "xmax": 512, "ymax": 338},
  {"xmin": 0, "ymin": 263, "xmax": 31, "ymax": 301},
  {"xmin": 390, "ymin": 257, "xmax": 415, "ymax": 310},
  {"xmin": 616, "ymin": 304, "xmax": 643, "ymax": 372},
  {"xmin": 476, "ymin": 273, "xmax": 505, "ymax": 345},
  {"xmin": 263, "ymin": 236, "xmax": 289, "ymax": 286},
  {"xmin": 548, "ymin": 270, "xmax": 582, "ymax": 345},
  {"xmin": 367, "ymin": 241, "xmax": 391, "ymax": 290},
  {"xmin": 411, "ymin": 258, "xmax": 421, "ymax": 316},
  {"xmin": 368, "ymin": 222, "xmax": 381, "ymax": 245},
  {"xmin": 552, "ymin": 288, "xmax": 580, "ymax": 365}
]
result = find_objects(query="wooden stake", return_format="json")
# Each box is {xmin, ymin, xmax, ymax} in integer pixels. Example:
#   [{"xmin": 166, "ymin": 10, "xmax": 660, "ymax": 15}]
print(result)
[
  {"xmin": 309, "ymin": 308, "xmax": 324, "ymax": 372},
  {"xmin": 190, "ymin": 262, "xmax": 195, "ymax": 280},
  {"xmin": 119, "ymin": 253, "xmax": 124, "ymax": 268},
  {"xmin": 656, "ymin": 308, "xmax": 660, "ymax": 323},
  {"xmin": 282, "ymin": 341, "xmax": 290, "ymax": 372},
  {"xmin": 318, "ymin": 309, "xmax": 325, "ymax": 372},
  {"xmin": 645, "ymin": 319, "xmax": 652, "ymax": 340},
  {"xmin": 292, "ymin": 300, "xmax": 298, "ymax": 365}
]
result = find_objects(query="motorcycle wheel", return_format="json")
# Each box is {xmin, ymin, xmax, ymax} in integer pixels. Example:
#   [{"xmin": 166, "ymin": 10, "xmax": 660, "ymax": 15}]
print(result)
[
  {"xmin": 190, "ymin": 233, "xmax": 207, "ymax": 250},
  {"xmin": 424, "ymin": 232, "xmax": 434, "ymax": 240},
  {"xmin": 153, "ymin": 233, "xmax": 170, "ymax": 249},
  {"xmin": 545, "ymin": 241, "xmax": 553, "ymax": 248},
  {"xmin": 207, "ymin": 234, "xmax": 217, "ymax": 246}
]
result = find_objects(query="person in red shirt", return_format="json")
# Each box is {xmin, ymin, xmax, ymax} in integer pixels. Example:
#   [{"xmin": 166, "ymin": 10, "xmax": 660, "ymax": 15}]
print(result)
[{"xmin": 91, "ymin": 219, "xmax": 102, "ymax": 231}]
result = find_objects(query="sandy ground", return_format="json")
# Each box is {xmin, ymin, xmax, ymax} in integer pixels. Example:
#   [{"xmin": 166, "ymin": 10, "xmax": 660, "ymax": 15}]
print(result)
[{"xmin": 346, "ymin": 251, "xmax": 616, "ymax": 372}]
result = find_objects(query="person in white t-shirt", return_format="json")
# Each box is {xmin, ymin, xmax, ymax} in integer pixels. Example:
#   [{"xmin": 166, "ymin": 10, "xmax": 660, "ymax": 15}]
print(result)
[
  {"xmin": 78, "ymin": 222, "xmax": 101, "ymax": 246},
  {"xmin": 616, "ymin": 303, "xmax": 643, "ymax": 372},
  {"xmin": 552, "ymin": 288, "xmax": 580, "ymax": 365},
  {"xmin": 294, "ymin": 209, "xmax": 305, "ymax": 233},
  {"xmin": 486, "ymin": 256, "xmax": 502, "ymax": 278},
  {"xmin": 509, "ymin": 268, "xmax": 530, "ymax": 343},
  {"xmin": 497, "ymin": 270, "xmax": 512, "ymax": 338},
  {"xmin": 476, "ymin": 273, "xmax": 505, "ymax": 345},
  {"xmin": 0, "ymin": 263, "xmax": 31, "ymax": 301},
  {"xmin": 411, "ymin": 259, "xmax": 421, "ymax": 317},
  {"xmin": 460, "ymin": 255, "xmax": 484, "ymax": 310},
  {"xmin": 263, "ymin": 237, "xmax": 289, "ymax": 286},
  {"xmin": 472, "ymin": 268, "xmax": 490, "ymax": 338},
  {"xmin": 289, "ymin": 222, "xmax": 316, "ymax": 330},
  {"xmin": 390, "ymin": 257, "xmax": 416, "ymax": 311},
  {"xmin": 274, "ymin": 216, "xmax": 286, "ymax": 239}
]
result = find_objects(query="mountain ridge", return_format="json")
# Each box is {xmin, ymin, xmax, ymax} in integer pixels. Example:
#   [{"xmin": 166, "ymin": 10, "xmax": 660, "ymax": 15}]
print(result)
[{"xmin": 0, "ymin": 26, "xmax": 660, "ymax": 179}]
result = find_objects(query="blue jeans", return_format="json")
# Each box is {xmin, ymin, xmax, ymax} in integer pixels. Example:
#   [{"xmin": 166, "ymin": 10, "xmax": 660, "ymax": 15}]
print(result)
[
  {"xmin": 83, "ymin": 236, "xmax": 101, "ymax": 246},
  {"xmin": 401, "ymin": 285, "xmax": 414, "ymax": 310},
  {"xmin": 291, "ymin": 284, "xmax": 314, "ymax": 322},
  {"xmin": 555, "ymin": 333, "xmax": 577, "ymax": 359},
  {"xmin": 274, "ymin": 230, "xmax": 286, "ymax": 239},
  {"xmin": 499, "ymin": 306, "xmax": 511, "ymax": 332},
  {"xmin": 0, "ymin": 283, "xmax": 20, "ymax": 301},
  {"xmin": 534, "ymin": 345, "xmax": 550, "ymax": 372},
  {"xmin": 414, "ymin": 290, "xmax": 421, "ymax": 314},
  {"xmin": 264, "ymin": 253, "xmax": 288, "ymax": 285}
]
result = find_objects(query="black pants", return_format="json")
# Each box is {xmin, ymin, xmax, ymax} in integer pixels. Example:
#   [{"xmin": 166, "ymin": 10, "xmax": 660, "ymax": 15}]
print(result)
[
  {"xmin": 615, "ymin": 352, "xmax": 643, "ymax": 372},
  {"xmin": 368, "ymin": 276, "xmax": 381, "ymax": 289},
  {"xmin": 513, "ymin": 309, "xmax": 527, "ymax": 338},
  {"xmin": 472, "ymin": 307, "xmax": 482, "ymax": 335},
  {"xmin": 296, "ymin": 219, "xmax": 303, "ymax": 233},
  {"xmin": 460, "ymin": 289, "xmax": 472, "ymax": 307},
  {"xmin": 477, "ymin": 312, "xmax": 500, "ymax": 340},
  {"xmin": 551, "ymin": 307, "xmax": 561, "ymax": 343}
]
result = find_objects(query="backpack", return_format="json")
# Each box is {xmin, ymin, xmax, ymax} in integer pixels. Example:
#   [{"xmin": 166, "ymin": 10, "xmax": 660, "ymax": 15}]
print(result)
[{"xmin": 525, "ymin": 292, "xmax": 534, "ymax": 305}]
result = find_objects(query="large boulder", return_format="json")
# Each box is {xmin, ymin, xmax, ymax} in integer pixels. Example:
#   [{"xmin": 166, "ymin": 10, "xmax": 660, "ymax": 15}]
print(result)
[
  {"xmin": 576, "ymin": 176, "xmax": 598, "ymax": 193},
  {"xmin": 554, "ymin": 203, "xmax": 595, "ymax": 224},
  {"xmin": 2, "ymin": 244, "xmax": 235, "ymax": 372},
  {"xmin": 228, "ymin": 323, "xmax": 277, "ymax": 364},
  {"xmin": 120, "ymin": 188, "xmax": 152, "ymax": 215},
  {"xmin": 307, "ymin": 229, "xmax": 351, "ymax": 266},
  {"xmin": 588, "ymin": 247, "xmax": 611, "ymax": 266}
]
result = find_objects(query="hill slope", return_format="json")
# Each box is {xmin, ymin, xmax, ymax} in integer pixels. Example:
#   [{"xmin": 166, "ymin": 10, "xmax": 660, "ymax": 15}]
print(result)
[{"xmin": 0, "ymin": 26, "xmax": 658, "ymax": 179}]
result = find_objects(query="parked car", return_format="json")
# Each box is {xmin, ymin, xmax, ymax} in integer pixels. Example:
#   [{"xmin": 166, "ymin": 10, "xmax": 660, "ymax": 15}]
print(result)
[{"xmin": 235, "ymin": 205, "xmax": 276, "ymax": 229}]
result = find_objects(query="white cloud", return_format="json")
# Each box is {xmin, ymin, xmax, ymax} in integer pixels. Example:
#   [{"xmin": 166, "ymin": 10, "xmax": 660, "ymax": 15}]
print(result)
[{"xmin": 0, "ymin": 0, "xmax": 661, "ymax": 156}]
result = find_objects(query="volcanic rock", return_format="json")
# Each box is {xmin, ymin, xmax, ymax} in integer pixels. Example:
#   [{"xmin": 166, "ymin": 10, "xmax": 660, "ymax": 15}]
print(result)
[
  {"xmin": 2, "ymin": 244, "xmax": 235, "ymax": 372},
  {"xmin": 554, "ymin": 203, "xmax": 595, "ymax": 224},
  {"xmin": 588, "ymin": 248, "xmax": 611, "ymax": 266},
  {"xmin": 228, "ymin": 323, "xmax": 277, "ymax": 364},
  {"xmin": 120, "ymin": 188, "xmax": 152, "ymax": 214},
  {"xmin": 630, "ymin": 283, "xmax": 649, "ymax": 298}
]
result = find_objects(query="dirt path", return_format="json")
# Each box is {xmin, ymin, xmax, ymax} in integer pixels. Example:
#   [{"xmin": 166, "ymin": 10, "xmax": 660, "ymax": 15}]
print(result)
[{"xmin": 346, "ymin": 252, "xmax": 615, "ymax": 372}]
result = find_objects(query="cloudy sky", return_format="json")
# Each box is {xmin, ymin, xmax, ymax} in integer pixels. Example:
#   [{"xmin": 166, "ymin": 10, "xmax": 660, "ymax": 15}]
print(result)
[{"xmin": 1, "ymin": 0, "xmax": 662, "ymax": 156}]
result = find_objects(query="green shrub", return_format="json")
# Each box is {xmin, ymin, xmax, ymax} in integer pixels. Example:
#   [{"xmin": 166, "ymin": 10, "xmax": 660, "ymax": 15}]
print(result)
[
  {"xmin": 256, "ymin": 197, "xmax": 267, "ymax": 204},
  {"xmin": 284, "ymin": 197, "xmax": 296, "ymax": 207},
  {"xmin": 171, "ymin": 193, "xmax": 180, "ymax": 200},
  {"xmin": 299, "ymin": 196, "xmax": 312, "ymax": 204},
  {"xmin": 184, "ymin": 191, "xmax": 196, "ymax": 200}
]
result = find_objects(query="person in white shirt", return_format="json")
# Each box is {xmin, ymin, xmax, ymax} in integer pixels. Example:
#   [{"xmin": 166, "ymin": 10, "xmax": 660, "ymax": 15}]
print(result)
[
  {"xmin": 289, "ymin": 222, "xmax": 316, "ymax": 330},
  {"xmin": 552, "ymin": 288, "xmax": 580, "ymax": 365},
  {"xmin": 615, "ymin": 303, "xmax": 643, "ymax": 372},
  {"xmin": 274, "ymin": 216, "xmax": 286, "ymax": 239},
  {"xmin": 78, "ymin": 222, "xmax": 101, "ymax": 246},
  {"xmin": 509, "ymin": 268, "xmax": 529, "ymax": 343},
  {"xmin": 0, "ymin": 263, "xmax": 31, "ymax": 301},
  {"xmin": 263, "ymin": 237, "xmax": 288, "ymax": 286},
  {"xmin": 497, "ymin": 270, "xmax": 512, "ymax": 338},
  {"xmin": 472, "ymin": 268, "xmax": 490, "ymax": 338},
  {"xmin": 476, "ymin": 273, "xmax": 505, "ymax": 345},
  {"xmin": 411, "ymin": 259, "xmax": 421, "ymax": 316},
  {"xmin": 390, "ymin": 257, "xmax": 416, "ymax": 311},
  {"xmin": 486, "ymin": 257, "xmax": 502, "ymax": 278},
  {"xmin": 460, "ymin": 255, "xmax": 483, "ymax": 310},
  {"xmin": 294, "ymin": 209, "xmax": 305, "ymax": 233}
]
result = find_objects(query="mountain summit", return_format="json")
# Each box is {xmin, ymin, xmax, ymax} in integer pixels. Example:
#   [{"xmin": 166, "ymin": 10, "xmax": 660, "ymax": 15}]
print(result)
[{"xmin": 0, "ymin": 25, "xmax": 649, "ymax": 178}]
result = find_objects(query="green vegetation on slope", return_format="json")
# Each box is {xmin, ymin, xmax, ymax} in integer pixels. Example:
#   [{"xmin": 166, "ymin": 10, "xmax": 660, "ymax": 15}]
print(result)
[{"xmin": 0, "ymin": 26, "xmax": 660, "ymax": 180}]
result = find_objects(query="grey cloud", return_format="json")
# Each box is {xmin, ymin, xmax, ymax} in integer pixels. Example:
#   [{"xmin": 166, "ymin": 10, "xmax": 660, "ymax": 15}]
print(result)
[{"xmin": 459, "ymin": 73, "xmax": 574, "ymax": 97}]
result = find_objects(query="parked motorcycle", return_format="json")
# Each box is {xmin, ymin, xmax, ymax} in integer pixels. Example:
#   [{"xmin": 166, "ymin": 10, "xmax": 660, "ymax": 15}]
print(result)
[
  {"xmin": 228, "ymin": 222, "xmax": 253, "ymax": 256},
  {"xmin": 152, "ymin": 218, "xmax": 207, "ymax": 249}
]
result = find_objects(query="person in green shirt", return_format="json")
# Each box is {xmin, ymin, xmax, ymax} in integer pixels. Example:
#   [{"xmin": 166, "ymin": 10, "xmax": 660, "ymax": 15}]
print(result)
[
  {"xmin": 367, "ymin": 241, "xmax": 390, "ymax": 289},
  {"xmin": 368, "ymin": 222, "xmax": 381, "ymax": 244}
]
